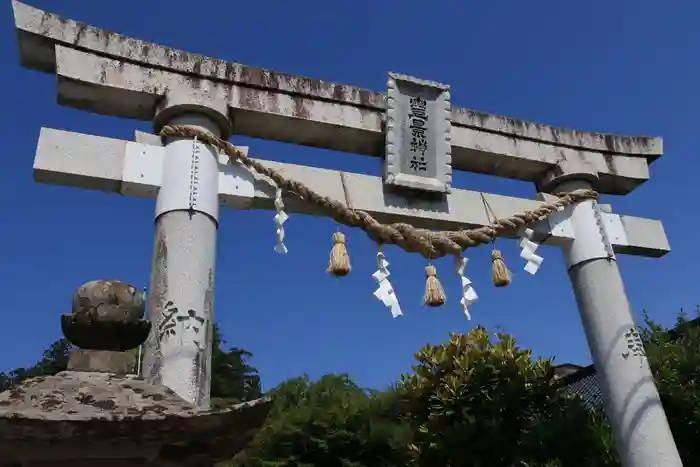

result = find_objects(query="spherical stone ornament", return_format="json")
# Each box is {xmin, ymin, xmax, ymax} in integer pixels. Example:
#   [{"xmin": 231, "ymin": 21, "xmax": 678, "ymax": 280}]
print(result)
[
  {"xmin": 71, "ymin": 279, "xmax": 145, "ymax": 322},
  {"xmin": 61, "ymin": 280, "xmax": 150, "ymax": 352}
]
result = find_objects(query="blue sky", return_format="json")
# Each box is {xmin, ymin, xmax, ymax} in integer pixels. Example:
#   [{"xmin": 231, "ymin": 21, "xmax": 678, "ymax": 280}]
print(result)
[{"xmin": 1, "ymin": 0, "xmax": 698, "ymax": 391}]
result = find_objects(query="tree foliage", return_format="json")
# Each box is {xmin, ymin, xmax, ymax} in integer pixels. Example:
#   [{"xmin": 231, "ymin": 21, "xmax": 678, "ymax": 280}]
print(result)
[
  {"xmin": 397, "ymin": 328, "xmax": 617, "ymax": 467},
  {"xmin": 227, "ymin": 328, "xmax": 621, "ymax": 467},
  {"xmin": 642, "ymin": 312, "xmax": 700, "ymax": 465},
  {"xmin": 4, "ymin": 312, "xmax": 700, "ymax": 467},
  {"xmin": 227, "ymin": 374, "xmax": 411, "ymax": 467},
  {"xmin": 0, "ymin": 338, "xmax": 72, "ymax": 391},
  {"xmin": 211, "ymin": 323, "xmax": 262, "ymax": 407}
]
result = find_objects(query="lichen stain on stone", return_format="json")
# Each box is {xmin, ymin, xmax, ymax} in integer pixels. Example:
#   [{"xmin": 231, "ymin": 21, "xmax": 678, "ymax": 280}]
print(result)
[
  {"xmin": 145, "ymin": 404, "xmax": 168, "ymax": 414},
  {"xmin": 357, "ymin": 89, "xmax": 376, "ymax": 108},
  {"xmin": 99, "ymin": 61, "xmax": 108, "ymax": 84},
  {"xmin": 190, "ymin": 60, "xmax": 203, "ymax": 89},
  {"xmin": 333, "ymin": 84, "xmax": 346, "ymax": 102},
  {"xmin": 152, "ymin": 231, "xmax": 169, "ymax": 320},
  {"xmin": 603, "ymin": 134, "xmax": 620, "ymax": 153},
  {"xmin": 195, "ymin": 268, "xmax": 215, "ymax": 408},
  {"xmin": 239, "ymin": 67, "xmax": 279, "ymax": 90},
  {"xmin": 602, "ymin": 153, "xmax": 617, "ymax": 175},
  {"xmin": 76, "ymin": 392, "xmax": 96, "ymax": 405},
  {"xmin": 25, "ymin": 2, "xmax": 660, "ymax": 160},
  {"xmin": 239, "ymin": 87, "xmax": 265, "ymax": 113},
  {"xmin": 203, "ymin": 268, "xmax": 214, "ymax": 322},
  {"xmin": 452, "ymin": 108, "xmax": 656, "ymax": 155},
  {"xmin": 72, "ymin": 22, "xmax": 88, "ymax": 45},
  {"xmin": 93, "ymin": 399, "xmax": 117, "ymax": 411},
  {"xmin": 145, "ymin": 229, "xmax": 169, "ymax": 385},
  {"xmin": 291, "ymin": 95, "xmax": 310, "ymax": 121},
  {"xmin": 40, "ymin": 398, "xmax": 62, "ymax": 411},
  {"xmin": 39, "ymin": 11, "xmax": 52, "ymax": 27},
  {"xmin": 224, "ymin": 62, "xmax": 238, "ymax": 82}
]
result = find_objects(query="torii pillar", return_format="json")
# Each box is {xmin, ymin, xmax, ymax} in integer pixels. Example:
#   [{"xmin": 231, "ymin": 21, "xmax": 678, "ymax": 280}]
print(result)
[
  {"xmin": 142, "ymin": 95, "xmax": 232, "ymax": 409},
  {"xmin": 538, "ymin": 163, "xmax": 683, "ymax": 467}
]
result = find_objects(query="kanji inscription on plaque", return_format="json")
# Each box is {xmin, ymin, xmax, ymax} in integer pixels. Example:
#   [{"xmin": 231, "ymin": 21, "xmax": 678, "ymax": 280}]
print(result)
[{"xmin": 385, "ymin": 72, "xmax": 452, "ymax": 193}]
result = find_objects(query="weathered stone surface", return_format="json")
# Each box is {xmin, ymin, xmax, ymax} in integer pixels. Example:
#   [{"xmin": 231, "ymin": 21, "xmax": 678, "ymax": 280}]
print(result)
[
  {"xmin": 61, "ymin": 315, "xmax": 151, "ymax": 351},
  {"xmin": 0, "ymin": 371, "xmax": 272, "ymax": 465},
  {"xmin": 63, "ymin": 279, "xmax": 150, "ymax": 351},
  {"xmin": 71, "ymin": 280, "xmax": 144, "ymax": 322},
  {"xmin": 67, "ymin": 350, "xmax": 136, "ymax": 374},
  {"xmin": 12, "ymin": 1, "xmax": 663, "ymax": 195},
  {"xmin": 11, "ymin": 1, "xmax": 660, "ymax": 157},
  {"xmin": 0, "ymin": 371, "xmax": 203, "ymax": 423}
]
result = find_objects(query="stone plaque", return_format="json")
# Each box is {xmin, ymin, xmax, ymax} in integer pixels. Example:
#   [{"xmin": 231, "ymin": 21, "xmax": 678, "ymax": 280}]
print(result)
[{"xmin": 385, "ymin": 72, "xmax": 452, "ymax": 193}]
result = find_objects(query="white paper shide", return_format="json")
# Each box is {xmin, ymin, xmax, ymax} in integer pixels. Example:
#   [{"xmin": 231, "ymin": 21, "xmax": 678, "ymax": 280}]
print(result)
[
  {"xmin": 372, "ymin": 246, "xmax": 402, "ymax": 318},
  {"xmin": 454, "ymin": 256, "xmax": 478, "ymax": 320},
  {"xmin": 518, "ymin": 228, "xmax": 543, "ymax": 274},
  {"xmin": 273, "ymin": 187, "xmax": 288, "ymax": 254}
]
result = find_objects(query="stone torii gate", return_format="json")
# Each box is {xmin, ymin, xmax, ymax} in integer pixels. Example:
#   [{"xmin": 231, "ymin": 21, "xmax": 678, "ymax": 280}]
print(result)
[{"xmin": 10, "ymin": 1, "xmax": 682, "ymax": 466}]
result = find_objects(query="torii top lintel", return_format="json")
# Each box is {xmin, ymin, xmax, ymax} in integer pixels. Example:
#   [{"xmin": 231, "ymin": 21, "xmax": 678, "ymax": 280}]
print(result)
[{"xmin": 12, "ymin": 0, "xmax": 662, "ymax": 195}]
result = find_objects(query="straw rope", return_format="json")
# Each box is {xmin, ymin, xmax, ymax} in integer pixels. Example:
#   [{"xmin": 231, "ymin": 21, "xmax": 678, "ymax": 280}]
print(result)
[{"xmin": 159, "ymin": 125, "xmax": 597, "ymax": 260}]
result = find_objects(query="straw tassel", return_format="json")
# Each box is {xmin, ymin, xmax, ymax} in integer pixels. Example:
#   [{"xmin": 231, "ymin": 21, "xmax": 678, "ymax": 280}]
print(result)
[
  {"xmin": 491, "ymin": 249, "xmax": 511, "ymax": 287},
  {"xmin": 423, "ymin": 265, "xmax": 446, "ymax": 307},
  {"xmin": 327, "ymin": 231, "xmax": 351, "ymax": 277}
]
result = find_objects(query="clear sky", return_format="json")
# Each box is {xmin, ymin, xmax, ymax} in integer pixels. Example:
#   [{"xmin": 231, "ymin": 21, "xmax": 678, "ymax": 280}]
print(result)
[{"xmin": 1, "ymin": 0, "xmax": 698, "ymax": 391}]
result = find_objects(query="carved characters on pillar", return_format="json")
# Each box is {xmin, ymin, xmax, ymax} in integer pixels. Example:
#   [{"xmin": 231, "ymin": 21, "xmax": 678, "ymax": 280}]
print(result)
[
  {"xmin": 157, "ymin": 300, "xmax": 207, "ymax": 350},
  {"xmin": 592, "ymin": 200, "xmax": 616, "ymax": 260},
  {"xmin": 188, "ymin": 136, "xmax": 201, "ymax": 214},
  {"xmin": 622, "ymin": 326, "xmax": 646, "ymax": 366}
]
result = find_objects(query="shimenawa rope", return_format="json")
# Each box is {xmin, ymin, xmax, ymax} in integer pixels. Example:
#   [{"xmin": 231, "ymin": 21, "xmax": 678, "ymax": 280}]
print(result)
[{"xmin": 159, "ymin": 125, "xmax": 598, "ymax": 262}]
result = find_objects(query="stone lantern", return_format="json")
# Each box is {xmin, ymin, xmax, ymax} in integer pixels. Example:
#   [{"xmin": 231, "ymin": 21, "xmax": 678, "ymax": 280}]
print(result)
[{"xmin": 0, "ymin": 280, "xmax": 270, "ymax": 467}]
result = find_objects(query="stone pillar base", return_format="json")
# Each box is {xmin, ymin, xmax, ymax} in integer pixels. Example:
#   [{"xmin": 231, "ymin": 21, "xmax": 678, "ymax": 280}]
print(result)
[{"xmin": 67, "ymin": 350, "xmax": 136, "ymax": 374}]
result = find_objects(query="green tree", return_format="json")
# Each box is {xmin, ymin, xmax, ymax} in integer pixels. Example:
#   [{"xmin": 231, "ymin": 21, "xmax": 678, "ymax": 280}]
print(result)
[
  {"xmin": 0, "ymin": 338, "xmax": 72, "ymax": 391},
  {"xmin": 397, "ymin": 328, "xmax": 617, "ymax": 467},
  {"xmin": 210, "ymin": 323, "xmax": 262, "ymax": 408},
  {"xmin": 642, "ymin": 312, "xmax": 700, "ymax": 465},
  {"xmin": 228, "ymin": 374, "xmax": 410, "ymax": 467},
  {"xmin": 35, "ymin": 338, "xmax": 72, "ymax": 375},
  {"xmin": 522, "ymin": 394, "xmax": 618, "ymax": 467}
]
